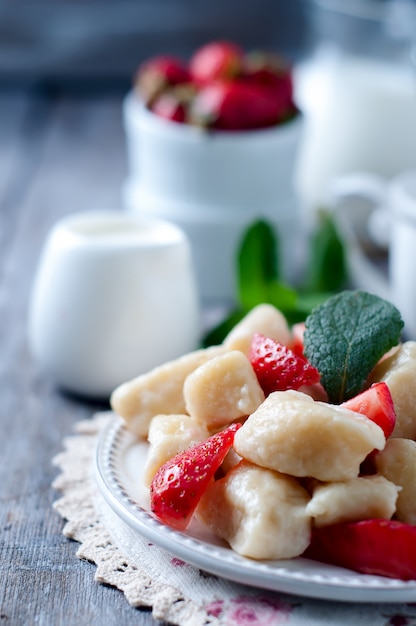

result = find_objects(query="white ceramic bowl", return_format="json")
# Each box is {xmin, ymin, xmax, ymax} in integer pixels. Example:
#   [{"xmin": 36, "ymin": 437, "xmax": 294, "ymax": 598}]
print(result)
[{"xmin": 123, "ymin": 92, "xmax": 304, "ymax": 303}]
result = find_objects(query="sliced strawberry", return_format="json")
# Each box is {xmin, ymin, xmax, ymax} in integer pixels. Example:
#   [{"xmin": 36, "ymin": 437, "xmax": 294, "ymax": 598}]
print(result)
[
  {"xmin": 189, "ymin": 40, "xmax": 243, "ymax": 84},
  {"xmin": 290, "ymin": 321, "xmax": 306, "ymax": 357},
  {"xmin": 304, "ymin": 519, "xmax": 416, "ymax": 580},
  {"xmin": 341, "ymin": 382, "xmax": 396, "ymax": 439},
  {"xmin": 249, "ymin": 332, "xmax": 320, "ymax": 396},
  {"xmin": 150, "ymin": 423, "xmax": 241, "ymax": 531}
]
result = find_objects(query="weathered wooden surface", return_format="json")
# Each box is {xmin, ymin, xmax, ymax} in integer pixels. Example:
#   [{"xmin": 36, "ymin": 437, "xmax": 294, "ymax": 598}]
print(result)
[{"xmin": 0, "ymin": 85, "xmax": 166, "ymax": 625}]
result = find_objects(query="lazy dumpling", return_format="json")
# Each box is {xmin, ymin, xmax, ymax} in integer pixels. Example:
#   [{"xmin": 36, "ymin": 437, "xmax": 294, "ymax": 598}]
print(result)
[
  {"xmin": 234, "ymin": 390, "xmax": 385, "ymax": 482},
  {"xmin": 197, "ymin": 460, "xmax": 311, "ymax": 560}
]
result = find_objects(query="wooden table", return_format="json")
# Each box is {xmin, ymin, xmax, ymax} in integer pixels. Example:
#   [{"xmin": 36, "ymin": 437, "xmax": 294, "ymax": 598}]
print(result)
[
  {"xmin": 4, "ymin": 83, "xmax": 415, "ymax": 626},
  {"xmin": 0, "ymin": 83, "xmax": 167, "ymax": 625}
]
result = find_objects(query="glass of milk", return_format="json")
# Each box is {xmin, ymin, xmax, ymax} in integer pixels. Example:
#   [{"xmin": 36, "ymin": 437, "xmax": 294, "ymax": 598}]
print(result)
[{"xmin": 294, "ymin": 0, "xmax": 416, "ymax": 216}]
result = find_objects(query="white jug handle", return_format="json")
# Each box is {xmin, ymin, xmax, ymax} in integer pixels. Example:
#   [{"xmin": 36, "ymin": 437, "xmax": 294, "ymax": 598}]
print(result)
[
  {"xmin": 330, "ymin": 172, "xmax": 387, "ymax": 207},
  {"xmin": 329, "ymin": 172, "xmax": 390, "ymax": 248},
  {"xmin": 326, "ymin": 172, "xmax": 391, "ymax": 300}
]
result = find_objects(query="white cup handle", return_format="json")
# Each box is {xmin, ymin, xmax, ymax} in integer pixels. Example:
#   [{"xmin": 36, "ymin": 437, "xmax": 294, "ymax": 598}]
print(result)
[
  {"xmin": 330, "ymin": 172, "xmax": 387, "ymax": 206},
  {"xmin": 329, "ymin": 172, "xmax": 390, "ymax": 249},
  {"xmin": 325, "ymin": 171, "xmax": 391, "ymax": 301}
]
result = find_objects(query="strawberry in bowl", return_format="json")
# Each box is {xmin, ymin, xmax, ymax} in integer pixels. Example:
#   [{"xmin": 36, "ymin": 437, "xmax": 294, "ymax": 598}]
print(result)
[
  {"xmin": 134, "ymin": 40, "xmax": 298, "ymax": 130},
  {"xmin": 189, "ymin": 40, "xmax": 244, "ymax": 84}
]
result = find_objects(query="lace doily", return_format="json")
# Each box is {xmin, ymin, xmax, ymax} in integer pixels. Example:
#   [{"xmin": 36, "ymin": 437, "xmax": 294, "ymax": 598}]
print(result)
[{"xmin": 52, "ymin": 412, "xmax": 416, "ymax": 626}]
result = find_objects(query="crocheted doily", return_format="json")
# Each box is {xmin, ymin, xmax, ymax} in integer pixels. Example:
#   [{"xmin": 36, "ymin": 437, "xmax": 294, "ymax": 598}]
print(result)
[{"xmin": 52, "ymin": 412, "xmax": 415, "ymax": 626}]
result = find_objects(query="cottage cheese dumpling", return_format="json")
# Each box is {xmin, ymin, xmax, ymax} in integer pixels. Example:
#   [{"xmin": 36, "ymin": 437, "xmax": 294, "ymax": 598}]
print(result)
[
  {"xmin": 369, "ymin": 342, "xmax": 416, "ymax": 439},
  {"xmin": 143, "ymin": 414, "xmax": 210, "ymax": 486},
  {"xmin": 223, "ymin": 303, "xmax": 292, "ymax": 355},
  {"xmin": 110, "ymin": 345, "xmax": 225, "ymax": 437},
  {"xmin": 374, "ymin": 438, "xmax": 416, "ymax": 524},
  {"xmin": 234, "ymin": 390, "xmax": 385, "ymax": 481},
  {"xmin": 184, "ymin": 351, "xmax": 265, "ymax": 429},
  {"xmin": 306, "ymin": 475, "xmax": 399, "ymax": 527},
  {"xmin": 197, "ymin": 461, "xmax": 311, "ymax": 559}
]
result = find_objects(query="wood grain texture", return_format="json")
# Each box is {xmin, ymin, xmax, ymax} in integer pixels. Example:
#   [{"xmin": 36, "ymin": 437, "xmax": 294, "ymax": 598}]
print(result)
[{"xmin": 0, "ymin": 86, "xmax": 166, "ymax": 625}]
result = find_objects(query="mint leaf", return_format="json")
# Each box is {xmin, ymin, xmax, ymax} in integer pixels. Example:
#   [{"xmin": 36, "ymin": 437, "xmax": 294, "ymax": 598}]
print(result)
[
  {"xmin": 266, "ymin": 280, "xmax": 298, "ymax": 312},
  {"xmin": 292, "ymin": 292, "xmax": 334, "ymax": 319},
  {"xmin": 304, "ymin": 210, "xmax": 348, "ymax": 294},
  {"xmin": 237, "ymin": 219, "xmax": 279, "ymax": 309},
  {"xmin": 303, "ymin": 290, "xmax": 404, "ymax": 403},
  {"xmin": 237, "ymin": 219, "xmax": 299, "ymax": 312},
  {"xmin": 202, "ymin": 214, "xmax": 349, "ymax": 347}
]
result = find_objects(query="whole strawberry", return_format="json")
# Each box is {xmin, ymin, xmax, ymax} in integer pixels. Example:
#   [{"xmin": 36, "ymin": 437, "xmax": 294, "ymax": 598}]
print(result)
[
  {"xmin": 244, "ymin": 51, "xmax": 296, "ymax": 122},
  {"xmin": 150, "ymin": 84, "xmax": 196, "ymax": 123},
  {"xmin": 189, "ymin": 79, "xmax": 281, "ymax": 131},
  {"xmin": 135, "ymin": 55, "xmax": 191, "ymax": 106},
  {"xmin": 150, "ymin": 423, "xmax": 241, "ymax": 531},
  {"xmin": 249, "ymin": 332, "xmax": 320, "ymax": 395},
  {"xmin": 189, "ymin": 40, "xmax": 244, "ymax": 84},
  {"xmin": 151, "ymin": 92, "xmax": 186, "ymax": 123}
]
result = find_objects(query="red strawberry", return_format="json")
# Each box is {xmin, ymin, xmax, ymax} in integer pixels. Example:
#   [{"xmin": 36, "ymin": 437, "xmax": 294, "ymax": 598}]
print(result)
[
  {"xmin": 341, "ymin": 382, "xmax": 396, "ymax": 439},
  {"xmin": 150, "ymin": 423, "xmax": 241, "ymax": 531},
  {"xmin": 290, "ymin": 322, "xmax": 306, "ymax": 357},
  {"xmin": 189, "ymin": 40, "xmax": 244, "ymax": 84},
  {"xmin": 189, "ymin": 80, "xmax": 281, "ymax": 131},
  {"xmin": 135, "ymin": 55, "xmax": 191, "ymax": 106},
  {"xmin": 304, "ymin": 519, "xmax": 416, "ymax": 580},
  {"xmin": 151, "ymin": 82, "xmax": 196, "ymax": 123},
  {"xmin": 249, "ymin": 332, "xmax": 320, "ymax": 396},
  {"xmin": 244, "ymin": 51, "xmax": 296, "ymax": 122},
  {"xmin": 151, "ymin": 91, "xmax": 187, "ymax": 123}
]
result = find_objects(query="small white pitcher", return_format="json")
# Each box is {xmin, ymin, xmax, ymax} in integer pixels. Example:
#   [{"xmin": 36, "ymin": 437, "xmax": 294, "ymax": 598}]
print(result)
[{"xmin": 28, "ymin": 211, "xmax": 200, "ymax": 398}]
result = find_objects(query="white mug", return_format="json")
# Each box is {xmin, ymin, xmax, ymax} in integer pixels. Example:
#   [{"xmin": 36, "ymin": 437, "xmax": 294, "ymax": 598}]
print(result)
[
  {"xmin": 331, "ymin": 169, "xmax": 416, "ymax": 339},
  {"xmin": 28, "ymin": 211, "xmax": 200, "ymax": 398}
]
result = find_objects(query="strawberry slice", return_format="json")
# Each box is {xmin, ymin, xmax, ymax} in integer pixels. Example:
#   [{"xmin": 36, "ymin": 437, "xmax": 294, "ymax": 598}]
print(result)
[
  {"xmin": 249, "ymin": 332, "xmax": 320, "ymax": 396},
  {"xmin": 304, "ymin": 519, "xmax": 416, "ymax": 580},
  {"xmin": 150, "ymin": 423, "xmax": 241, "ymax": 531},
  {"xmin": 341, "ymin": 382, "xmax": 396, "ymax": 439},
  {"xmin": 290, "ymin": 321, "xmax": 306, "ymax": 358}
]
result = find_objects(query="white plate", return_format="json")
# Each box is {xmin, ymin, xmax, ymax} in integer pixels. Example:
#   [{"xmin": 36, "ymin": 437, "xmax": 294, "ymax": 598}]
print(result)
[{"xmin": 94, "ymin": 417, "xmax": 416, "ymax": 603}]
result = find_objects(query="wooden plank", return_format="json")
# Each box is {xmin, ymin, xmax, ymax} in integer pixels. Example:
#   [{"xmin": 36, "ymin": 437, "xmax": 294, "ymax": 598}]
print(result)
[
  {"xmin": 0, "ymin": 88, "xmax": 161, "ymax": 625},
  {"xmin": 0, "ymin": 88, "xmax": 53, "ymax": 268}
]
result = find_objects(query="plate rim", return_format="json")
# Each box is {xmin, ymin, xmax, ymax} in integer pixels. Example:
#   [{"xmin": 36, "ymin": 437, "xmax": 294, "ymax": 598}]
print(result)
[{"xmin": 94, "ymin": 416, "xmax": 416, "ymax": 603}]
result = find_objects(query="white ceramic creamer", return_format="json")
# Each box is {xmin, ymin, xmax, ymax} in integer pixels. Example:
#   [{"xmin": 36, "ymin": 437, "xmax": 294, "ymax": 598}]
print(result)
[{"xmin": 28, "ymin": 211, "xmax": 200, "ymax": 398}]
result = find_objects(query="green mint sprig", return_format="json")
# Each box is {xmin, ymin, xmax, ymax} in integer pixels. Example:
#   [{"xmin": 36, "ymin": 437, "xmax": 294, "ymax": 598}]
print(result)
[
  {"xmin": 303, "ymin": 210, "xmax": 347, "ymax": 294},
  {"xmin": 202, "ymin": 211, "xmax": 347, "ymax": 347},
  {"xmin": 303, "ymin": 290, "xmax": 404, "ymax": 404}
]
